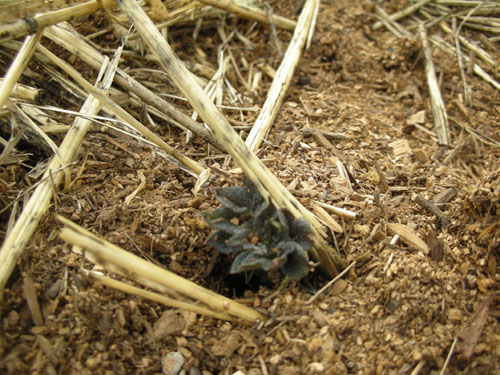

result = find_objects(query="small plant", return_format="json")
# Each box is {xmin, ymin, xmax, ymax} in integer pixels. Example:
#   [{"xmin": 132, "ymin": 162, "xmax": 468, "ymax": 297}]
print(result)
[{"xmin": 204, "ymin": 179, "xmax": 313, "ymax": 280}]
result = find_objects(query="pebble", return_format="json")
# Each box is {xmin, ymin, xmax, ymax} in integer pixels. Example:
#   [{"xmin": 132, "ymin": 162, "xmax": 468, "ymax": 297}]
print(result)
[{"xmin": 162, "ymin": 352, "xmax": 184, "ymax": 375}]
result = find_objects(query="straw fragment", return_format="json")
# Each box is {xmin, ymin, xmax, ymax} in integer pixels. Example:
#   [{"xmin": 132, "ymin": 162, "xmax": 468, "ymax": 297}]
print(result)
[
  {"xmin": 0, "ymin": 31, "xmax": 43, "ymax": 110},
  {"xmin": 88, "ymin": 272, "xmax": 239, "ymax": 322},
  {"xmin": 35, "ymin": 43, "xmax": 206, "ymax": 176},
  {"xmin": 429, "ymin": 35, "xmax": 500, "ymax": 91},
  {"xmin": 116, "ymin": 0, "xmax": 345, "ymax": 276},
  {"xmin": 0, "ymin": 51, "xmax": 118, "ymax": 299},
  {"xmin": 418, "ymin": 23, "xmax": 450, "ymax": 146},
  {"xmin": 57, "ymin": 215, "xmax": 266, "ymax": 323},
  {"xmin": 197, "ymin": 0, "xmax": 296, "ymax": 31},
  {"xmin": 44, "ymin": 24, "xmax": 223, "ymax": 150},
  {"xmin": 245, "ymin": 0, "xmax": 317, "ymax": 152},
  {"xmin": 373, "ymin": 0, "xmax": 432, "ymax": 30},
  {"xmin": 0, "ymin": 0, "xmax": 116, "ymax": 43}
]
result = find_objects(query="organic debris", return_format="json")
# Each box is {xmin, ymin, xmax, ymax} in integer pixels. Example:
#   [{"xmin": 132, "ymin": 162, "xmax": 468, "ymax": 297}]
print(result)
[{"xmin": 0, "ymin": 0, "xmax": 499, "ymax": 374}]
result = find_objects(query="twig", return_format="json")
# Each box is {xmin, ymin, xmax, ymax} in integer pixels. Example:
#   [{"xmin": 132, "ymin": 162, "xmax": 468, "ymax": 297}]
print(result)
[
  {"xmin": 418, "ymin": 23, "xmax": 450, "ymax": 146},
  {"xmin": 245, "ymin": 0, "xmax": 318, "ymax": 152},
  {"xmin": 414, "ymin": 194, "xmax": 451, "ymax": 228},
  {"xmin": 306, "ymin": 261, "xmax": 355, "ymax": 304}
]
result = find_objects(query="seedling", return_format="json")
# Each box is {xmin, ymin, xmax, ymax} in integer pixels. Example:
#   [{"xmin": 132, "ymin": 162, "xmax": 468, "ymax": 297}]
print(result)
[{"xmin": 204, "ymin": 179, "xmax": 313, "ymax": 280}]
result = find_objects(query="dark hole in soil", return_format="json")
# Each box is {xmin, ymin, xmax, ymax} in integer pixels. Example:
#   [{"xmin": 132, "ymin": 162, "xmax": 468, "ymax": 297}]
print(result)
[
  {"xmin": 205, "ymin": 252, "xmax": 329, "ymax": 298},
  {"xmin": 205, "ymin": 254, "xmax": 274, "ymax": 298}
]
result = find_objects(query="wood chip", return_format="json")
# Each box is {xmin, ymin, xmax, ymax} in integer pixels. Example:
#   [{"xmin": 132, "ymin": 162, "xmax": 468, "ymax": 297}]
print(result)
[
  {"xmin": 387, "ymin": 223, "xmax": 429, "ymax": 254},
  {"xmin": 23, "ymin": 274, "xmax": 44, "ymax": 326},
  {"xmin": 407, "ymin": 110, "xmax": 426, "ymax": 125}
]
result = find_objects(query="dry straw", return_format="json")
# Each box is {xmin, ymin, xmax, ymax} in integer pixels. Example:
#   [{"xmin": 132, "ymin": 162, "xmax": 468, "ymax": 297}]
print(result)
[
  {"xmin": 0, "ymin": 0, "xmax": 116, "ymax": 43},
  {"xmin": 0, "ymin": 51, "xmax": 119, "ymax": 298},
  {"xmin": 34, "ymin": 42, "xmax": 207, "ymax": 176},
  {"xmin": 43, "ymin": 23, "xmax": 224, "ymax": 150},
  {"xmin": 116, "ymin": 0, "xmax": 345, "ymax": 277},
  {"xmin": 197, "ymin": 0, "xmax": 297, "ymax": 31},
  {"xmin": 57, "ymin": 215, "xmax": 266, "ymax": 323},
  {"xmin": 418, "ymin": 22, "xmax": 450, "ymax": 146},
  {"xmin": 245, "ymin": 0, "xmax": 318, "ymax": 152}
]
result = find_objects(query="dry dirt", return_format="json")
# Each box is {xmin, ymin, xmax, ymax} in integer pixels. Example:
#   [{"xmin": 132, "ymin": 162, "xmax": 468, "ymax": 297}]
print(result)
[{"xmin": 1, "ymin": 0, "xmax": 499, "ymax": 374}]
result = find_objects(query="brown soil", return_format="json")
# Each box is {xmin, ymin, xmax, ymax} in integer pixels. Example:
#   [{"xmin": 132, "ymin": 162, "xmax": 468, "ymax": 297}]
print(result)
[{"xmin": 1, "ymin": 1, "xmax": 499, "ymax": 374}]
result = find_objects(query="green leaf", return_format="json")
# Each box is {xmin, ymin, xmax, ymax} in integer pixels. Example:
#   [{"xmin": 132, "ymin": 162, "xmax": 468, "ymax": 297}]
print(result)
[
  {"xmin": 231, "ymin": 249, "xmax": 275, "ymax": 274},
  {"xmin": 207, "ymin": 231, "xmax": 238, "ymax": 254},
  {"xmin": 279, "ymin": 244, "xmax": 309, "ymax": 280},
  {"xmin": 210, "ymin": 220, "xmax": 240, "ymax": 235},
  {"xmin": 203, "ymin": 207, "xmax": 236, "ymax": 225}
]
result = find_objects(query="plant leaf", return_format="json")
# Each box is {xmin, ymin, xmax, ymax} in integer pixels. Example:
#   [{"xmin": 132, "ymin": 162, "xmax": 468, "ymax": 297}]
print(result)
[
  {"xmin": 231, "ymin": 249, "xmax": 274, "ymax": 273},
  {"xmin": 203, "ymin": 207, "xmax": 236, "ymax": 224},
  {"xmin": 207, "ymin": 231, "xmax": 239, "ymax": 254},
  {"xmin": 279, "ymin": 244, "xmax": 310, "ymax": 280}
]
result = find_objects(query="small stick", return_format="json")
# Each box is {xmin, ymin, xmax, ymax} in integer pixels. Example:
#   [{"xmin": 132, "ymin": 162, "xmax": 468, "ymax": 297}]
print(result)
[
  {"xmin": 414, "ymin": 194, "xmax": 451, "ymax": 228},
  {"xmin": 418, "ymin": 23, "xmax": 450, "ymax": 146},
  {"xmin": 372, "ymin": 0, "xmax": 433, "ymax": 30},
  {"xmin": 306, "ymin": 261, "xmax": 355, "ymax": 305},
  {"xmin": 197, "ymin": 0, "xmax": 296, "ymax": 31}
]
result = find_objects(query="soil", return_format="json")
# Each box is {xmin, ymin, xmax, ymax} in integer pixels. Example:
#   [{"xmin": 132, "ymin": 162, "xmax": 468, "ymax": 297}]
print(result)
[{"xmin": 1, "ymin": 0, "xmax": 499, "ymax": 374}]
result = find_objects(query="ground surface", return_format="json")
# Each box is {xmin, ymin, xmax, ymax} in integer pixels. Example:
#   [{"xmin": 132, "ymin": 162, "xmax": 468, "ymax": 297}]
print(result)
[{"xmin": 1, "ymin": 0, "xmax": 499, "ymax": 374}]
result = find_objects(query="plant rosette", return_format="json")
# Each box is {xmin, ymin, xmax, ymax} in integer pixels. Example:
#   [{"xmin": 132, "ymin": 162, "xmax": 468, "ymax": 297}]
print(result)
[{"xmin": 204, "ymin": 179, "xmax": 313, "ymax": 280}]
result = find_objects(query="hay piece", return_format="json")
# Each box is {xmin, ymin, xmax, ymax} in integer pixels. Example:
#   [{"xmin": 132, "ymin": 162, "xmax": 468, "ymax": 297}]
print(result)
[
  {"xmin": 245, "ymin": 0, "xmax": 318, "ymax": 152},
  {"xmin": 0, "ymin": 51, "xmax": 119, "ymax": 299},
  {"xmin": 57, "ymin": 215, "xmax": 266, "ymax": 323},
  {"xmin": 197, "ymin": 0, "xmax": 296, "ymax": 31},
  {"xmin": 117, "ymin": 0, "xmax": 345, "ymax": 276}
]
